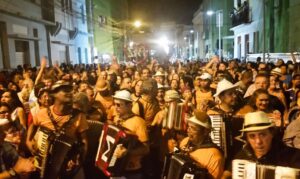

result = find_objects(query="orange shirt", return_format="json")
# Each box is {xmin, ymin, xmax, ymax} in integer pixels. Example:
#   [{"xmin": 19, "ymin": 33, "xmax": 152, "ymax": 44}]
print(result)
[
  {"xmin": 115, "ymin": 115, "xmax": 149, "ymax": 171},
  {"xmin": 33, "ymin": 105, "xmax": 89, "ymax": 138},
  {"xmin": 180, "ymin": 137, "xmax": 224, "ymax": 179},
  {"xmin": 132, "ymin": 96, "xmax": 160, "ymax": 126}
]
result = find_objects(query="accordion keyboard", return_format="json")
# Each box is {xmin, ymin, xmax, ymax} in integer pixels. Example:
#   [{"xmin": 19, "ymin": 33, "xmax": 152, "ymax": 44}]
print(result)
[
  {"xmin": 34, "ymin": 128, "xmax": 51, "ymax": 177},
  {"xmin": 209, "ymin": 115, "xmax": 222, "ymax": 147}
]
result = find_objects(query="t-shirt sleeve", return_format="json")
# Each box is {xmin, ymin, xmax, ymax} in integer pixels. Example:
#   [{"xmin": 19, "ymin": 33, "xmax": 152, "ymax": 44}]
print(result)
[
  {"xmin": 134, "ymin": 118, "xmax": 148, "ymax": 143},
  {"xmin": 206, "ymin": 149, "xmax": 224, "ymax": 179}
]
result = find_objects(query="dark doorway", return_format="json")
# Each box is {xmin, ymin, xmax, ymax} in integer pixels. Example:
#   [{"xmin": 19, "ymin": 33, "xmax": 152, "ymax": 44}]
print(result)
[{"xmin": 15, "ymin": 40, "xmax": 30, "ymax": 66}]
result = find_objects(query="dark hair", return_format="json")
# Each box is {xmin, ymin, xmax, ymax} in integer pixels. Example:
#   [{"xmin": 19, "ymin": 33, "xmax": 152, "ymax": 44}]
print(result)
[
  {"xmin": 1, "ymin": 90, "xmax": 23, "ymax": 110},
  {"xmin": 248, "ymin": 89, "xmax": 269, "ymax": 110},
  {"xmin": 180, "ymin": 75, "xmax": 194, "ymax": 90},
  {"xmin": 0, "ymin": 102, "xmax": 12, "ymax": 113}
]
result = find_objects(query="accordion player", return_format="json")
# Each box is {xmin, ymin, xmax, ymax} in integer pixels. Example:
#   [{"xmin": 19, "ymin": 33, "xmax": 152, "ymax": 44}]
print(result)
[
  {"xmin": 95, "ymin": 123, "xmax": 140, "ymax": 177},
  {"xmin": 174, "ymin": 112, "xmax": 225, "ymax": 178},
  {"xmin": 32, "ymin": 126, "xmax": 82, "ymax": 179}
]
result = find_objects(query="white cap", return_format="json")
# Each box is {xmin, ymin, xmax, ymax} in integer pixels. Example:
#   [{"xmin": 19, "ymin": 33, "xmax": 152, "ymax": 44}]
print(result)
[
  {"xmin": 113, "ymin": 90, "xmax": 132, "ymax": 102},
  {"xmin": 200, "ymin": 73, "xmax": 212, "ymax": 80}
]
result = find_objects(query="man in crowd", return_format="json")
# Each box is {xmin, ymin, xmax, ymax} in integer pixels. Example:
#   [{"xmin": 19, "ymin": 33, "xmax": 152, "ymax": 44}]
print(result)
[
  {"xmin": 26, "ymin": 80, "xmax": 89, "ymax": 179},
  {"xmin": 132, "ymin": 78, "xmax": 160, "ymax": 126},
  {"xmin": 193, "ymin": 72, "xmax": 214, "ymax": 112},
  {"xmin": 180, "ymin": 112, "xmax": 224, "ymax": 178},
  {"xmin": 223, "ymin": 111, "xmax": 300, "ymax": 178},
  {"xmin": 112, "ymin": 90, "xmax": 149, "ymax": 179},
  {"xmin": 207, "ymin": 79, "xmax": 239, "ymax": 116}
]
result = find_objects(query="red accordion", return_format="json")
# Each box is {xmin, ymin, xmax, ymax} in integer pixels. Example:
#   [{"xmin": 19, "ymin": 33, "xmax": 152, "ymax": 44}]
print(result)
[{"xmin": 95, "ymin": 123, "xmax": 137, "ymax": 177}]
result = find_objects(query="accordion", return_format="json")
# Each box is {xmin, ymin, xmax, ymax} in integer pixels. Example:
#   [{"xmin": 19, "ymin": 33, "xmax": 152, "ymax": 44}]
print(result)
[
  {"xmin": 162, "ymin": 153, "xmax": 208, "ymax": 179},
  {"xmin": 34, "ymin": 126, "xmax": 77, "ymax": 179},
  {"xmin": 232, "ymin": 159, "xmax": 300, "ymax": 179},
  {"xmin": 209, "ymin": 115, "xmax": 244, "ymax": 159},
  {"xmin": 95, "ymin": 123, "xmax": 138, "ymax": 177},
  {"xmin": 162, "ymin": 102, "xmax": 187, "ymax": 130}
]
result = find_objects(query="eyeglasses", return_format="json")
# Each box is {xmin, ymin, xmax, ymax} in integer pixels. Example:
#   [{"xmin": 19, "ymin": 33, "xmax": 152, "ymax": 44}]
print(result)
[
  {"xmin": 0, "ymin": 111, "xmax": 9, "ymax": 114},
  {"xmin": 114, "ymin": 103, "xmax": 122, "ymax": 107}
]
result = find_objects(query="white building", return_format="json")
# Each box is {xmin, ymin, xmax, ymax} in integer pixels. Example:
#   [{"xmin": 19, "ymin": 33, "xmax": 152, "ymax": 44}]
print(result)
[{"xmin": 0, "ymin": 0, "xmax": 91, "ymax": 69}]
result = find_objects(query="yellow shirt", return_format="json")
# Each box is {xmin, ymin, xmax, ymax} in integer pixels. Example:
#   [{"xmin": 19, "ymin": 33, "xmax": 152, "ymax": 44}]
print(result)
[
  {"xmin": 180, "ymin": 137, "xmax": 224, "ymax": 179},
  {"xmin": 116, "ymin": 115, "xmax": 149, "ymax": 171},
  {"xmin": 132, "ymin": 95, "xmax": 160, "ymax": 126},
  {"xmin": 194, "ymin": 90, "xmax": 214, "ymax": 108}
]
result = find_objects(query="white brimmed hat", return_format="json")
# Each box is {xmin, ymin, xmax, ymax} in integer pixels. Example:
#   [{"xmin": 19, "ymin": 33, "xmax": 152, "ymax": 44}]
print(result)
[
  {"xmin": 200, "ymin": 73, "xmax": 212, "ymax": 80},
  {"xmin": 270, "ymin": 67, "xmax": 282, "ymax": 76},
  {"xmin": 164, "ymin": 90, "xmax": 180, "ymax": 102},
  {"xmin": 153, "ymin": 71, "xmax": 165, "ymax": 77},
  {"xmin": 214, "ymin": 79, "xmax": 238, "ymax": 97},
  {"xmin": 113, "ymin": 90, "xmax": 132, "ymax": 102},
  {"xmin": 187, "ymin": 112, "xmax": 211, "ymax": 129},
  {"xmin": 240, "ymin": 111, "xmax": 274, "ymax": 132}
]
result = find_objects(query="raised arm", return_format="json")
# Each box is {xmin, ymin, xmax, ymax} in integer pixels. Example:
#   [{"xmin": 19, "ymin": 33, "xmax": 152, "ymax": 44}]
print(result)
[{"xmin": 34, "ymin": 56, "xmax": 47, "ymax": 85}]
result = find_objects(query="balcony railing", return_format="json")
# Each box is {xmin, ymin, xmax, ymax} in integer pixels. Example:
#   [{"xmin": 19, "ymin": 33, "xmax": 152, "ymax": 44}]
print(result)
[{"xmin": 230, "ymin": 2, "xmax": 250, "ymax": 27}]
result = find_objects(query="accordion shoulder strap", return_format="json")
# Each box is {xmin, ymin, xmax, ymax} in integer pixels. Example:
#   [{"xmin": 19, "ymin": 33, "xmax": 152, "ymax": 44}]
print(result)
[{"xmin": 47, "ymin": 108, "xmax": 80, "ymax": 133}]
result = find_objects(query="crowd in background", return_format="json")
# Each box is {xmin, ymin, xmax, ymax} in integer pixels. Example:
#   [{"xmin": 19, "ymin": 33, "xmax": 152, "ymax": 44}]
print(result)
[{"xmin": 1, "ymin": 54, "xmax": 300, "ymax": 179}]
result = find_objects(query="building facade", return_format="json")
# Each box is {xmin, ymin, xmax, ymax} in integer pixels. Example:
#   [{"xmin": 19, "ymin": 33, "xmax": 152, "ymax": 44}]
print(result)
[
  {"xmin": 93, "ymin": 0, "xmax": 128, "ymax": 62},
  {"xmin": 193, "ymin": 0, "xmax": 234, "ymax": 60},
  {"xmin": 193, "ymin": 0, "xmax": 300, "ymax": 60},
  {"xmin": 0, "ymin": 0, "xmax": 91, "ymax": 69}
]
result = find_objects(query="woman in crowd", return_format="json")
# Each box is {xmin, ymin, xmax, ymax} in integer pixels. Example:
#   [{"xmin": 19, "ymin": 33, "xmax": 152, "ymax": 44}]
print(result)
[{"xmin": 1, "ymin": 90, "xmax": 27, "ymax": 129}]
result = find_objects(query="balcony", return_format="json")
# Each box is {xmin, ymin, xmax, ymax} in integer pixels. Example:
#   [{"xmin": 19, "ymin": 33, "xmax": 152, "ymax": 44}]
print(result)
[{"xmin": 230, "ymin": 2, "xmax": 250, "ymax": 27}]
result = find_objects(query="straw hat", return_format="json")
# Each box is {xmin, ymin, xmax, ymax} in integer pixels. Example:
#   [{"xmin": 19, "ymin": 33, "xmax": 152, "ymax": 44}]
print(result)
[
  {"xmin": 164, "ymin": 90, "xmax": 180, "ymax": 102},
  {"xmin": 200, "ymin": 73, "xmax": 212, "ymax": 80},
  {"xmin": 187, "ymin": 112, "xmax": 211, "ymax": 129},
  {"xmin": 240, "ymin": 111, "xmax": 274, "ymax": 132},
  {"xmin": 95, "ymin": 80, "xmax": 110, "ymax": 91},
  {"xmin": 270, "ymin": 67, "xmax": 282, "ymax": 76},
  {"xmin": 113, "ymin": 90, "xmax": 132, "ymax": 102},
  {"xmin": 214, "ymin": 79, "xmax": 238, "ymax": 97},
  {"xmin": 153, "ymin": 71, "xmax": 165, "ymax": 77},
  {"xmin": 51, "ymin": 80, "xmax": 72, "ymax": 93}
]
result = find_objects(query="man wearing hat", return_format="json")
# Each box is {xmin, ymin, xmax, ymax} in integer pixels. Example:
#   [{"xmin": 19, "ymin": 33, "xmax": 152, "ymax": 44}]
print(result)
[
  {"xmin": 94, "ymin": 78, "xmax": 114, "ymax": 121},
  {"xmin": 153, "ymin": 71, "xmax": 165, "ymax": 86},
  {"xmin": 193, "ymin": 73, "xmax": 215, "ymax": 112},
  {"xmin": 132, "ymin": 78, "xmax": 160, "ymax": 127},
  {"xmin": 112, "ymin": 90, "xmax": 149, "ymax": 179},
  {"xmin": 223, "ymin": 111, "xmax": 300, "ymax": 178},
  {"xmin": 180, "ymin": 112, "xmax": 224, "ymax": 179},
  {"xmin": 207, "ymin": 79, "xmax": 239, "ymax": 116},
  {"xmin": 156, "ymin": 84, "xmax": 166, "ymax": 109},
  {"xmin": 26, "ymin": 80, "xmax": 89, "ymax": 179}
]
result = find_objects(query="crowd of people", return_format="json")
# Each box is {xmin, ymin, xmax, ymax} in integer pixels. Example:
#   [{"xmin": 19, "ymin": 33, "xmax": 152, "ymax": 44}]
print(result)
[{"xmin": 1, "ymin": 55, "xmax": 300, "ymax": 179}]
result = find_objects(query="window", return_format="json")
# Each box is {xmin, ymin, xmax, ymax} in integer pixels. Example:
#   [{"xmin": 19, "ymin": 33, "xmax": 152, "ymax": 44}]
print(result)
[
  {"xmin": 245, "ymin": 34, "xmax": 249, "ymax": 55},
  {"xmin": 81, "ymin": 4, "xmax": 85, "ymax": 24}
]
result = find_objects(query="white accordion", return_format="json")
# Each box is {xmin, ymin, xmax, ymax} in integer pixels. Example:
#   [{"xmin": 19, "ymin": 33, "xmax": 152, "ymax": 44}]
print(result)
[{"xmin": 232, "ymin": 159, "xmax": 300, "ymax": 179}]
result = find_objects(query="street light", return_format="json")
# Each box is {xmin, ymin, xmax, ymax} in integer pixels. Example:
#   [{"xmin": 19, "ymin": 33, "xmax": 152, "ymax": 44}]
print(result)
[
  {"xmin": 133, "ymin": 20, "xmax": 142, "ymax": 28},
  {"xmin": 207, "ymin": 10, "xmax": 223, "ymax": 60}
]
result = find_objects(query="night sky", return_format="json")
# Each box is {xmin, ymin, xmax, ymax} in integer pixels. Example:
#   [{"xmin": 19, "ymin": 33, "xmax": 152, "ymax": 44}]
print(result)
[{"xmin": 128, "ymin": 0, "xmax": 203, "ymax": 25}]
